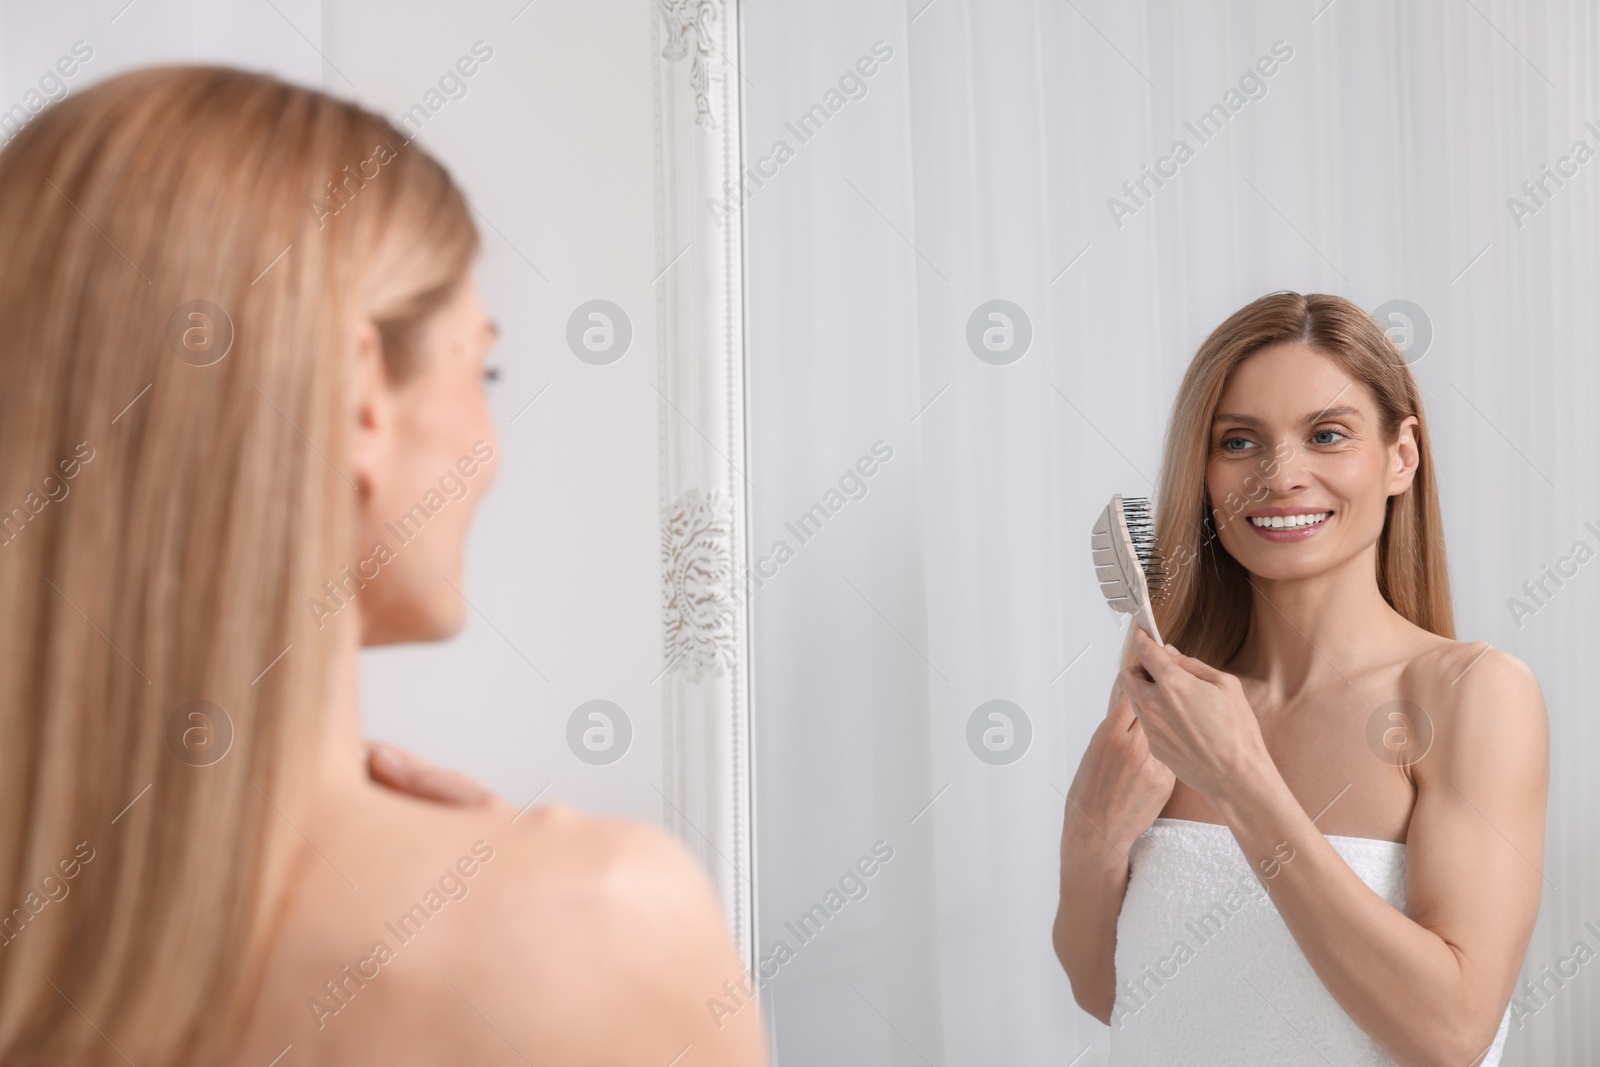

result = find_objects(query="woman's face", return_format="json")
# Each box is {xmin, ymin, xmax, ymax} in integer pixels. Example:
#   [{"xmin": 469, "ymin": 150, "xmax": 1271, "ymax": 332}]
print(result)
[
  {"xmin": 1204, "ymin": 342, "xmax": 1418, "ymax": 581},
  {"xmin": 352, "ymin": 272, "xmax": 501, "ymax": 645}
]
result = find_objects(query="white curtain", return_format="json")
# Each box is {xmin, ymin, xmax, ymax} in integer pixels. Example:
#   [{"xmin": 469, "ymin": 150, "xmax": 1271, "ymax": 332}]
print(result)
[{"xmin": 743, "ymin": 1, "xmax": 1599, "ymax": 1063}]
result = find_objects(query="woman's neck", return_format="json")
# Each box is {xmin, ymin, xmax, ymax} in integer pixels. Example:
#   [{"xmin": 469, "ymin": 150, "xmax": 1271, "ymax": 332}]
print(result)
[
  {"xmin": 319, "ymin": 607, "xmax": 371, "ymax": 791},
  {"xmin": 1229, "ymin": 548, "xmax": 1411, "ymax": 699}
]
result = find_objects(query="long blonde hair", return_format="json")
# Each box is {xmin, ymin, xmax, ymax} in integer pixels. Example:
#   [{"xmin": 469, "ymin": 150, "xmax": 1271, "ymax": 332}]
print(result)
[
  {"xmin": 0, "ymin": 66, "xmax": 477, "ymax": 1062},
  {"xmin": 1129, "ymin": 291, "xmax": 1452, "ymax": 670}
]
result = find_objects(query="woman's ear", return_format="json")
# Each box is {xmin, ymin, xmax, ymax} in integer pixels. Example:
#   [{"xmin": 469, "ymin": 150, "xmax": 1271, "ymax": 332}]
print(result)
[
  {"xmin": 1388, "ymin": 414, "xmax": 1421, "ymax": 492},
  {"xmin": 350, "ymin": 319, "xmax": 393, "ymax": 502}
]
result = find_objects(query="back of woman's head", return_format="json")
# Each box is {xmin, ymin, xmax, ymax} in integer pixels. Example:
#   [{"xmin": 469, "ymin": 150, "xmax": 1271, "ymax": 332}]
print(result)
[
  {"xmin": 0, "ymin": 65, "xmax": 476, "ymax": 1062},
  {"xmin": 1134, "ymin": 291, "xmax": 1450, "ymax": 670}
]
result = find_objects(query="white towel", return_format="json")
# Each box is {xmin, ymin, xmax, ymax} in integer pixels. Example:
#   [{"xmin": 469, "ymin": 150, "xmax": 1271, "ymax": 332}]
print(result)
[{"xmin": 1108, "ymin": 817, "xmax": 1512, "ymax": 1066}]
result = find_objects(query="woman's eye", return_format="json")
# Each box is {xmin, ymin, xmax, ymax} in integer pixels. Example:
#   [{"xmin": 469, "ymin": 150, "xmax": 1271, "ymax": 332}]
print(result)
[
  {"xmin": 1221, "ymin": 436, "xmax": 1251, "ymax": 452},
  {"xmin": 1311, "ymin": 428, "xmax": 1345, "ymax": 445}
]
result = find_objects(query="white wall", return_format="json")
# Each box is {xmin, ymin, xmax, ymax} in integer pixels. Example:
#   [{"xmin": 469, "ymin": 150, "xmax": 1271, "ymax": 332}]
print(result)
[{"xmin": 0, "ymin": 0, "xmax": 670, "ymax": 823}]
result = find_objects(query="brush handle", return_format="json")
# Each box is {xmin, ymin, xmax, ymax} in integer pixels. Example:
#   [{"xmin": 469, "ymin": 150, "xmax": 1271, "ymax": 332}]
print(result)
[{"xmin": 1133, "ymin": 599, "xmax": 1163, "ymax": 648}]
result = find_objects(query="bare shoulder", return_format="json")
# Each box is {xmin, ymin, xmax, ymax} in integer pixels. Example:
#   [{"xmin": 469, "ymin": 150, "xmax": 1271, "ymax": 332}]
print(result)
[
  {"xmin": 1404, "ymin": 638, "xmax": 1548, "ymax": 793},
  {"xmin": 1405, "ymin": 638, "xmax": 1544, "ymax": 724},
  {"xmin": 474, "ymin": 803, "xmax": 727, "ymax": 937},
  {"xmin": 492, "ymin": 801, "xmax": 712, "ymax": 894},
  {"xmin": 446, "ymin": 803, "xmax": 767, "ymax": 1066},
  {"xmin": 236, "ymin": 790, "xmax": 766, "ymax": 1067}
]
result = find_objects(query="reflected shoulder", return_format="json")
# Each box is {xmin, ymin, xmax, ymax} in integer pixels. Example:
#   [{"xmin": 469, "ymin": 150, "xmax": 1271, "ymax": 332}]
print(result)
[{"xmin": 1411, "ymin": 640, "xmax": 1547, "ymax": 782}]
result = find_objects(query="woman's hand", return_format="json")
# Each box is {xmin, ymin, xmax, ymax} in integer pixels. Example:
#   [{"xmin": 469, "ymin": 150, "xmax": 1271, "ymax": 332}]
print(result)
[
  {"xmin": 1062, "ymin": 672, "xmax": 1177, "ymax": 858},
  {"xmin": 365, "ymin": 740, "xmax": 507, "ymax": 808},
  {"xmin": 1116, "ymin": 627, "xmax": 1269, "ymax": 805}
]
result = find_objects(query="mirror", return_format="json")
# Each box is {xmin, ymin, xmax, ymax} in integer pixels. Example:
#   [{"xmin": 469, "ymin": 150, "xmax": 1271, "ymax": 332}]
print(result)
[{"xmin": 739, "ymin": 1, "xmax": 1586, "ymax": 1063}]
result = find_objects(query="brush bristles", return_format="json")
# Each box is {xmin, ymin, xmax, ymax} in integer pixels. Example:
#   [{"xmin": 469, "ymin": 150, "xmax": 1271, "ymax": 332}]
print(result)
[{"xmin": 1121, "ymin": 496, "xmax": 1171, "ymax": 602}]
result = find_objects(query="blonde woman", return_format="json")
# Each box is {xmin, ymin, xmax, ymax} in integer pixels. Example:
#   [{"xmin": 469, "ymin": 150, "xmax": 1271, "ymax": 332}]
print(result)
[
  {"xmin": 0, "ymin": 66, "xmax": 766, "ymax": 1066},
  {"xmin": 1053, "ymin": 293, "xmax": 1546, "ymax": 1066}
]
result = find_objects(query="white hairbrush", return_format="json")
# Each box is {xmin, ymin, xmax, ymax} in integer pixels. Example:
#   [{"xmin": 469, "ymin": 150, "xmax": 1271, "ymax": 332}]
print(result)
[{"xmin": 1091, "ymin": 493, "xmax": 1169, "ymax": 646}]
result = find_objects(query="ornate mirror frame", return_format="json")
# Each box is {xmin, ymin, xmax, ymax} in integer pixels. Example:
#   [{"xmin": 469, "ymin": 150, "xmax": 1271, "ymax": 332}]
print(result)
[{"xmin": 652, "ymin": 0, "xmax": 756, "ymax": 977}]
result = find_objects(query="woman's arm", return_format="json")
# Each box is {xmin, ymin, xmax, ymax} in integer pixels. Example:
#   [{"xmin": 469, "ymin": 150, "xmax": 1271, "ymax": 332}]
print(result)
[
  {"xmin": 1053, "ymin": 807, "xmax": 1133, "ymax": 1023},
  {"xmin": 1204, "ymin": 647, "xmax": 1547, "ymax": 1067},
  {"xmin": 1054, "ymin": 679, "xmax": 1176, "ymax": 1022}
]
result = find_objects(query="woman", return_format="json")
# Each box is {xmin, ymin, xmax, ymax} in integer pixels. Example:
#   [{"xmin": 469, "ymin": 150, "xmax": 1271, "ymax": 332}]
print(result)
[
  {"xmin": 0, "ymin": 66, "xmax": 767, "ymax": 1066},
  {"xmin": 1053, "ymin": 293, "xmax": 1546, "ymax": 1065}
]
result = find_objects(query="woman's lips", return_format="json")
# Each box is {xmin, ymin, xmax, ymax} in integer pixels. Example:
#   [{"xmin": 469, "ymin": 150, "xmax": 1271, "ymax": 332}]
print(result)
[{"xmin": 1247, "ymin": 512, "xmax": 1331, "ymax": 542}]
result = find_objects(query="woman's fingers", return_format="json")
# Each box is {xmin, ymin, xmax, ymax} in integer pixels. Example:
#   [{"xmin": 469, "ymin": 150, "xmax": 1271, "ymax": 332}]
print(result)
[
  {"xmin": 1131, "ymin": 627, "xmax": 1188, "ymax": 687},
  {"xmin": 1110, "ymin": 687, "xmax": 1139, "ymax": 730},
  {"xmin": 366, "ymin": 741, "xmax": 499, "ymax": 806},
  {"xmin": 1117, "ymin": 663, "xmax": 1153, "ymax": 703},
  {"xmin": 1150, "ymin": 639, "xmax": 1238, "ymax": 692},
  {"xmin": 1175, "ymin": 653, "xmax": 1235, "ymax": 690}
]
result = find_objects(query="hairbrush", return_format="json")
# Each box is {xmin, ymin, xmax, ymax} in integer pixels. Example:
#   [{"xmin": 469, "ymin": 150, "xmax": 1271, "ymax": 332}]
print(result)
[{"xmin": 1090, "ymin": 493, "xmax": 1169, "ymax": 646}]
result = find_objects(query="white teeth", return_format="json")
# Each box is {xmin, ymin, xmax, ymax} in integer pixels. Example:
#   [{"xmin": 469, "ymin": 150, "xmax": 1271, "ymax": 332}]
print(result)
[{"xmin": 1250, "ymin": 511, "xmax": 1330, "ymax": 529}]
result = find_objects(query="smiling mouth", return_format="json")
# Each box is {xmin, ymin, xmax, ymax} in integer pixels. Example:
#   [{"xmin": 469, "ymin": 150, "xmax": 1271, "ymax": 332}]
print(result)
[{"xmin": 1247, "ymin": 510, "xmax": 1332, "ymax": 530}]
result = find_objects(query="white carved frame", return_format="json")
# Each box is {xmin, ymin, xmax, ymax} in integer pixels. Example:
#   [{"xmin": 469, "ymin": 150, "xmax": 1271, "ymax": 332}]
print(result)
[{"xmin": 652, "ymin": 0, "xmax": 757, "ymax": 977}]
